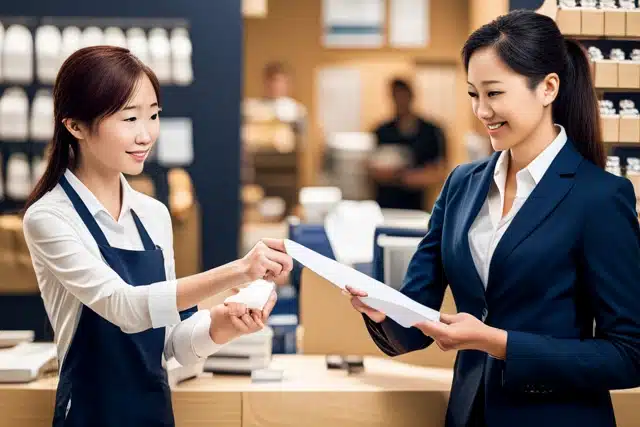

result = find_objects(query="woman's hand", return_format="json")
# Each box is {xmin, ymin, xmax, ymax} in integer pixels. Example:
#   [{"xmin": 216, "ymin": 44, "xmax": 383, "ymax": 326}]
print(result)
[
  {"xmin": 239, "ymin": 238, "xmax": 293, "ymax": 283},
  {"xmin": 209, "ymin": 289, "xmax": 278, "ymax": 345},
  {"xmin": 343, "ymin": 285, "xmax": 387, "ymax": 323},
  {"xmin": 414, "ymin": 313, "xmax": 508, "ymax": 359}
]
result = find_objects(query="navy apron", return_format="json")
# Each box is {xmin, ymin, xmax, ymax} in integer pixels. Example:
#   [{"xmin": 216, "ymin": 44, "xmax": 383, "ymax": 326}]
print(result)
[{"xmin": 51, "ymin": 175, "xmax": 196, "ymax": 427}]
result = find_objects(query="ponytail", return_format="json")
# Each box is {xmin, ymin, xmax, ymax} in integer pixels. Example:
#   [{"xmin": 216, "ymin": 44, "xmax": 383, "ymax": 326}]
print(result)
[
  {"xmin": 553, "ymin": 38, "xmax": 605, "ymax": 169},
  {"xmin": 24, "ymin": 124, "xmax": 77, "ymax": 212}
]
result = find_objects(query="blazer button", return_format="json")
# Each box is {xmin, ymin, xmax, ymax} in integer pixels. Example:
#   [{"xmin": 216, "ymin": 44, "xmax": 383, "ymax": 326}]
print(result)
[{"xmin": 481, "ymin": 308, "xmax": 488, "ymax": 322}]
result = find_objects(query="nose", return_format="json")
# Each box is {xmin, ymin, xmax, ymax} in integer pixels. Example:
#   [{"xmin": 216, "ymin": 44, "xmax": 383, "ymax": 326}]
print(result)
[
  {"xmin": 475, "ymin": 97, "xmax": 494, "ymax": 121},
  {"xmin": 135, "ymin": 124, "xmax": 152, "ymax": 145}
]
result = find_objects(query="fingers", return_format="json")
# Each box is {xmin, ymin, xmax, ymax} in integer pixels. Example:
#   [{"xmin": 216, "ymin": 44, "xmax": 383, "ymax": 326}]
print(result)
[
  {"xmin": 261, "ymin": 255, "xmax": 283, "ymax": 278},
  {"xmin": 261, "ymin": 290, "xmax": 278, "ymax": 318},
  {"xmin": 415, "ymin": 320, "xmax": 448, "ymax": 338},
  {"xmin": 439, "ymin": 313, "xmax": 455, "ymax": 324},
  {"xmin": 344, "ymin": 285, "xmax": 368, "ymax": 297},
  {"xmin": 230, "ymin": 315, "xmax": 250, "ymax": 333},
  {"xmin": 264, "ymin": 249, "xmax": 293, "ymax": 275},
  {"xmin": 260, "ymin": 238, "xmax": 286, "ymax": 252},
  {"xmin": 251, "ymin": 310, "xmax": 265, "ymax": 329},
  {"xmin": 226, "ymin": 302, "xmax": 248, "ymax": 317}
]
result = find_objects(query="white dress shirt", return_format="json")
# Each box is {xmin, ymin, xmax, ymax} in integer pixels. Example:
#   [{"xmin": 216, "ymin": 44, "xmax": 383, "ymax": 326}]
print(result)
[
  {"xmin": 468, "ymin": 125, "xmax": 567, "ymax": 288},
  {"xmin": 23, "ymin": 169, "xmax": 224, "ymax": 369}
]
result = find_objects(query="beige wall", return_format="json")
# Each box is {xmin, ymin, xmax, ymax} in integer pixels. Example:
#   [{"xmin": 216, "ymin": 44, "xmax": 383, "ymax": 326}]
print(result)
[{"xmin": 244, "ymin": 0, "xmax": 473, "ymax": 188}]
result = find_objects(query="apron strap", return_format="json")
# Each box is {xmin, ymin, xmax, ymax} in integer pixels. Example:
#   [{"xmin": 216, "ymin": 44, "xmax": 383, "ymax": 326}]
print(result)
[
  {"xmin": 59, "ymin": 175, "xmax": 111, "ymax": 248},
  {"xmin": 131, "ymin": 210, "xmax": 157, "ymax": 251}
]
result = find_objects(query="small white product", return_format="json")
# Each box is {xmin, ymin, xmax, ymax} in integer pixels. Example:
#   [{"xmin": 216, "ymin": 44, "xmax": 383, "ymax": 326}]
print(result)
[
  {"xmin": 104, "ymin": 27, "xmax": 127, "ymax": 48},
  {"xmin": 30, "ymin": 89, "xmax": 54, "ymax": 141},
  {"xmin": 60, "ymin": 26, "xmax": 82, "ymax": 64},
  {"xmin": 7, "ymin": 153, "xmax": 31, "ymax": 200},
  {"xmin": 170, "ymin": 28, "xmax": 193, "ymax": 85},
  {"xmin": 32, "ymin": 156, "xmax": 47, "ymax": 187},
  {"xmin": 3, "ymin": 25, "xmax": 33, "ymax": 84},
  {"xmin": 148, "ymin": 28, "xmax": 172, "ymax": 84},
  {"xmin": 81, "ymin": 26, "xmax": 103, "ymax": 48},
  {"xmin": 0, "ymin": 23, "xmax": 4, "ymax": 81},
  {"xmin": 127, "ymin": 28, "xmax": 149, "ymax": 65},
  {"xmin": 0, "ymin": 87, "xmax": 30, "ymax": 141},
  {"xmin": 224, "ymin": 280, "xmax": 275, "ymax": 310},
  {"xmin": 35, "ymin": 25, "xmax": 62, "ymax": 84}
]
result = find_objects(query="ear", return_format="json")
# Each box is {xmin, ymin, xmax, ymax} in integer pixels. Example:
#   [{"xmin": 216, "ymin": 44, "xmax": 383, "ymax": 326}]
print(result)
[
  {"xmin": 62, "ymin": 118, "xmax": 87, "ymax": 141},
  {"xmin": 540, "ymin": 73, "xmax": 560, "ymax": 107}
]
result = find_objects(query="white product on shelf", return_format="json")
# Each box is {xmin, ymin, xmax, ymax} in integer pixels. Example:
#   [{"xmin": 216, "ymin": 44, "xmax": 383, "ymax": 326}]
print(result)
[
  {"xmin": 35, "ymin": 25, "xmax": 62, "ymax": 84},
  {"xmin": 0, "ymin": 87, "xmax": 29, "ymax": 141},
  {"xmin": 0, "ymin": 330, "xmax": 35, "ymax": 348},
  {"xmin": 156, "ymin": 117, "xmax": 194, "ymax": 166},
  {"xmin": 148, "ymin": 28, "xmax": 172, "ymax": 84},
  {"xmin": 3, "ymin": 25, "xmax": 34, "ymax": 84},
  {"xmin": 81, "ymin": 26, "xmax": 104, "ymax": 48},
  {"xmin": 170, "ymin": 28, "xmax": 193, "ymax": 85},
  {"xmin": 32, "ymin": 156, "xmax": 46, "ymax": 187},
  {"xmin": 126, "ymin": 28, "xmax": 149, "ymax": 65},
  {"xmin": 204, "ymin": 327, "xmax": 273, "ymax": 375},
  {"xmin": 30, "ymin": 89, "xmax": 54, "ymax": 141},
  {"xmin": 0, "ymin": 342, "xmax": 57, "ymax": 383},
  {"xmin": 104, "ymin": 27, "xmax": 127, "ymax": 48},
  {"xmin": 7, "ymin": 153, "xmax": 31, "ymax": 200},
  {"xmin": 60, "ymin": 26, "xmax": 82, "ymax": 64},
  {"xmin": 0, "ymin": 23, "xmax": 4, "ymax": 82},
  {"xmin": 298, "ymin": 186, "xmax": 342, "ymax": 223}
]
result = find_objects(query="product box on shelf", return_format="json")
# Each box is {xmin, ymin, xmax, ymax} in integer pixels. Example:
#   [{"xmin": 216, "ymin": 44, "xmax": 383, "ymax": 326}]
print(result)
[
  {"xmin": 581, "ymin": 9, "xmax": 605, "ymax": 36},
  {"xmin": 594, "ymin": 60, "xmax": 619, "ymax": 88},
  {"xmin": 604, "ymin": 10, "xmax": 627, "ymax": 37},
  {"xmin": 618, "ymin": 61, "xmax": 640, "ymax": 89},
  {"xmin": 601, "ymin": 114, "xmax": 621, "ymax": 143},
  {"xmin": 619, "ymin": 116, "xmax": 640, "ymax": 143},
  {"xmin": 556, "ymin": 8, "xmax": 582, "ymax": 35},
  {"xmin": 627, "ymin": 9, "xmax": 640, "ymax": 37}
]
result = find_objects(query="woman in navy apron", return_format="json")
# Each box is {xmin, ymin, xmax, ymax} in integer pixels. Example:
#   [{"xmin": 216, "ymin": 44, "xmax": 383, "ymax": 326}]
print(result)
[{"xmin": 23, "ymin": 46, "xmax": 292, "ymax": 427}]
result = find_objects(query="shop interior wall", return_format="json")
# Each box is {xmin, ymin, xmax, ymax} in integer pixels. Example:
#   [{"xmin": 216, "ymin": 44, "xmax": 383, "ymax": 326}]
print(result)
[{"xmin": 243, "ymin": 0, "xmax": 473, "ymax": 192}]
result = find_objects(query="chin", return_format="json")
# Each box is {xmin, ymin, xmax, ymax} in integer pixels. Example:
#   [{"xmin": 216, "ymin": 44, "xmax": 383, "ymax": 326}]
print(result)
[
  {"xmin": 489, "ymin": 137, "xmax": 513, "ymax": 152},
  {"xmin": 123, "ymin": 163, "xmax": 146, "ymax": 176}
]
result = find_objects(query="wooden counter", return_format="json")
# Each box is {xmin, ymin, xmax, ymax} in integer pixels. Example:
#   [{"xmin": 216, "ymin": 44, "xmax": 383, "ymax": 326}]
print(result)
[{"xmin": 0, "ymin": 355, "xmax": 638, "ymax": 427}]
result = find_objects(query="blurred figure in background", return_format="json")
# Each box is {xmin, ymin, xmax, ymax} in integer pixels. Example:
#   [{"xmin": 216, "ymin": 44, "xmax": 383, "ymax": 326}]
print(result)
[
  {"xmin": 370, "ymin": 78, "xmax": 447, "ymax": 211},
  {"xmin": 258, "ymin": 61, "xmax": 307, "ymax": 134}
]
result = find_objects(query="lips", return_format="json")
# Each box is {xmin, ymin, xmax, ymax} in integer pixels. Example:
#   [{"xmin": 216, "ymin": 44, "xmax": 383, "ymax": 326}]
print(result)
[
  {"xmin": 487, "ymin": 122, "xmax": 506, "ymax": 130},
  {"xmin": 126, "ymin": 149, "xmax": 149, "ymax": 161}
]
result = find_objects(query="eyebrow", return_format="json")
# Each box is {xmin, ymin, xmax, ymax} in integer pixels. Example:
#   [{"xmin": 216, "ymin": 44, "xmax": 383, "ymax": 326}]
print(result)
[
  {"xmin": 467, "ymin": 80, "xmax": 503, "ymax": 86},
  {"xmin": 122, "ymin": 102, "xmax": 159, "ymax": 111}
]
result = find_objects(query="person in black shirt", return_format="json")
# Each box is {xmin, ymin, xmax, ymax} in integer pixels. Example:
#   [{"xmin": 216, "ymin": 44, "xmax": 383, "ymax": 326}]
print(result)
[{"xmin": 370, "ymin": 78, "xmax": 447, "ymax": 211}]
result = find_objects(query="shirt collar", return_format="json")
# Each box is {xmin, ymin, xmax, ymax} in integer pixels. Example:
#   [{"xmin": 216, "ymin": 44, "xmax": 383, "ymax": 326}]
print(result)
[
  {"xmin": 63, "ymin": 169, "xmax": 135, "ymax": 220},
  {"xmin": 493, "ymin": 124, "xmax": 568, "ymax": 187}
]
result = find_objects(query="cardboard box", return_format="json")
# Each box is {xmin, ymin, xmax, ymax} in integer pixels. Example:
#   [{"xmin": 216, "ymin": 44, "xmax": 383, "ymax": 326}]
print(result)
[
  {"xmin": 619, "ymin": 116, "xmax": 640, "ymax": 143},
  {"xmin": 618, "ymin": 62, "xmax": 640, "ymax": 89},
  {"xmin": 299, "ymin": 268, "xmax": 458, "ymax": 369},
  {"xmin": 605, "ymin": 10, "xmax": 626, "ymax": 36},
  {"xmin": 601, "ymin": 115, "xmax": 620, "ymax": 143},
  {"xmin": 581, "ymin": 10, "xmax": 605, "ymax": 36},
  {"xmin": 626, "ymin": 10, "xmax": 640, "ymax": 37},
  {"xmin": 556, "ymin": 8, "xmax": 582, "ymax": 35},
  {"xmin": 594, "ymin": 60, "xmax": 619, "ymax": 88}
]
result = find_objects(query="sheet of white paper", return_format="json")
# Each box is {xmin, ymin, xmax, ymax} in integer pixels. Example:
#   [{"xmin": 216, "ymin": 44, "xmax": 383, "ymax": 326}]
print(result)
[
  {"xmin": 284, "ymin": 239, "xmax": 439, "ymax": 327},
  {"xmin": 224, "ymin": 280, "xmax": 275, "ymax": 310}
]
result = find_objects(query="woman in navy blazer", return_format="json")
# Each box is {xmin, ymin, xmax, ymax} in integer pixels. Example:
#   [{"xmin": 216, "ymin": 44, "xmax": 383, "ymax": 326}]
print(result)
[{"xmin": 346, "ymin": 10, "xmax": 640, "ymax": 427}]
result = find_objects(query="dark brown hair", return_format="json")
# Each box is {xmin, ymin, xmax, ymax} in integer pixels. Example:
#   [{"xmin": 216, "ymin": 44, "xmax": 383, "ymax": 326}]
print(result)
[
  {"xmin": 263, "ymin": 61, "xmax": 288, "ymax": 79},
  {"xmin": 462, "ymin": 10, "xmax": 604, "ymax": 168},
  {"xmin": 24, "ymin": 45, "xmax": 161, "ymax": 210}
]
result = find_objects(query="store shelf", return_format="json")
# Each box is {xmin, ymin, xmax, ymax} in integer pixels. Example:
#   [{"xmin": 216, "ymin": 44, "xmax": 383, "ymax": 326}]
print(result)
[{"xmin": 596, "ymin": 87, "xmax": 640, "ymax": 92}]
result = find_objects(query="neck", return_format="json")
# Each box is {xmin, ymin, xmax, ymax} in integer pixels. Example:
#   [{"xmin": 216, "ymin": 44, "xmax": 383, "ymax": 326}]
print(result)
[
  {"xmin": 73, "ymin": 158, "xmax": 123, "ymax": 220},
  {"xmin": 509, "ymin": 116, "xmax": 558, "ymax": 173}
]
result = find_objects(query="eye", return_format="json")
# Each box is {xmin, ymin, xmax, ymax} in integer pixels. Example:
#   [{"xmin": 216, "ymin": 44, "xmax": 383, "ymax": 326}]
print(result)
[
  {"xmin": 467, "ymin": 92, "xmax": 478, "ymax": 98},
  {"xmin": 150, "ymin": 113, "xmax": 158, "ymax": 120},
  {"xmin": 488, "ymin": 91, "xmax": 502, "ymax": 97},
  {"xmin": 124, "ymin": 117, "xmax": 137, "ymax": 122}
]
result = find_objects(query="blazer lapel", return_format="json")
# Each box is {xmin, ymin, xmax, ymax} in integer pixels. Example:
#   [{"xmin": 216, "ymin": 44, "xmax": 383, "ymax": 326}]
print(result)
[
  {"xmin": 487, "ymin": 141, "xmax": 583, "ymax": 290},
  {"xmin": 456, "ymin": 152, "xmax": 500, "ymax": 298}
]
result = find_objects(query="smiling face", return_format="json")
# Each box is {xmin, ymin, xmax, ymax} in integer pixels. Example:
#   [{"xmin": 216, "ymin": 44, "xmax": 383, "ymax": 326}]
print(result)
[
  {"xmin": 66, "ymin": 73, "xmax": 160, "ymax": 176},
  {"xmin": 467, "ymin": 46, "xmax": 556, "ymax": 152}
]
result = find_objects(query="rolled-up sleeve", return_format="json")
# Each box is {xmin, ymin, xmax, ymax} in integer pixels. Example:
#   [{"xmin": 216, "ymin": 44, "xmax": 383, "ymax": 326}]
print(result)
[
  {"xmin": 23, "ymin": 208, "xmax": 181, "ymax": 333},
  {"xmin": 164, "ymin": 310, "xmax": 226, "ymax": 366}
]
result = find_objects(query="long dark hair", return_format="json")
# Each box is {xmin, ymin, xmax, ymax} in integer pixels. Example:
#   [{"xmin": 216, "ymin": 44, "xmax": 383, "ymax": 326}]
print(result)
[
  {"xmin": 24, "ymin": 45, "xmax": 161, "ymax": 211},
  {"xmin": 462, "ymin": 10, "xmax": 604, "ymax": 168}
]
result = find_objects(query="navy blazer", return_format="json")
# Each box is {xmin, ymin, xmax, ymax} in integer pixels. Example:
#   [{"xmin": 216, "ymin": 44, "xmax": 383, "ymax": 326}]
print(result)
[{"xmin": 364, "ymin": 141, "xmax": 640, "ymax": 427}]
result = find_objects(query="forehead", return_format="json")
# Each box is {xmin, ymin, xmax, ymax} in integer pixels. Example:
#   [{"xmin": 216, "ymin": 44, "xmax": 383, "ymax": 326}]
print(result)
[
  {"xmin": 128, "ymin": 75, "xmax": 157, "ymax": 102},
  {"xmin": 467, "ymin": 46, "xmax": 515, "ymax": 84}
]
